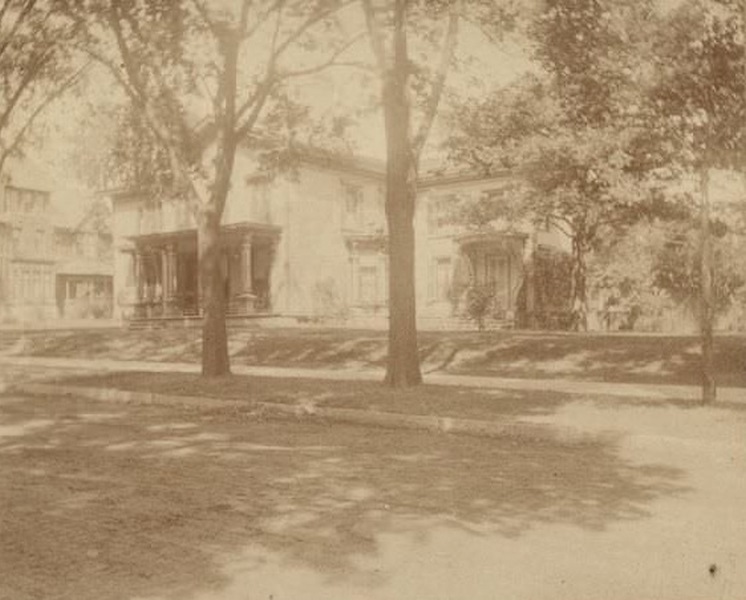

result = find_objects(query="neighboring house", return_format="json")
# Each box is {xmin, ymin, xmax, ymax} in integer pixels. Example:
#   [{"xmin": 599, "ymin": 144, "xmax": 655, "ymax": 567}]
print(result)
[
  {"xmin": 0, "ymin": 158, "xmax": 114, "ymax": 322},
  {"xmin": 110, "ymin": 147, "xmax": 568, "ymax": 328},
  {"xmin": 54, "ymin": 199, "xmax": 114, "ymax": 319}
]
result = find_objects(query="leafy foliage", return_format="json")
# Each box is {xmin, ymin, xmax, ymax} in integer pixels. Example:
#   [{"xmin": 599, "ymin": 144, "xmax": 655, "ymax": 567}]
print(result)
[
  {"xmin": 649, "ymin": 0, "xmax": 746, "ymax": 172},
  {"xmin": 447, "ymin": 0, "xmax": 659, "ymax": 329},
  {"xmin": 463, "ymin": 283, "xmax": 495, "ymax": 330},
  {"xmin": 515, "ymin": 247, "xmax": 573, "ymax": 329},
  {"xmin": 653, "ymin": 223, "xmax": 745, "ymax": 313},
  {"xmin": 0, "ymin": 0, "xmax": 82, "ymax": 169}
]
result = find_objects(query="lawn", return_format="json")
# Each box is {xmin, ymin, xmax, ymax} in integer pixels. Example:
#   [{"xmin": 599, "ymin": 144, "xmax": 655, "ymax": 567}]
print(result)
[{"xmin": 2, "ymin": 326, "xmax": 746, "ymax": 387}]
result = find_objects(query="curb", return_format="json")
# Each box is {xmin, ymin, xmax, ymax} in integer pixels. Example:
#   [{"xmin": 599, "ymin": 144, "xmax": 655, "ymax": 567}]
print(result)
[{"xmin": 14, "ymin": 382, "xmax": 596, "ymax": 444}]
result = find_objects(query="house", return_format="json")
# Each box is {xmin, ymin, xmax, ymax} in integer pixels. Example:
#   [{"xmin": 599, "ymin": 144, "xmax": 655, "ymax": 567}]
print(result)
[
  {"xmin": 53, "ymin": 197, "xmax": 114, "ymax": 319},
  {"xmin": 110, "ymin": 146, "xmax": 569, "ymax": 329},
  {"xmin": 0, "ymin": 158, "xmax": 114, "ymax": 323}
]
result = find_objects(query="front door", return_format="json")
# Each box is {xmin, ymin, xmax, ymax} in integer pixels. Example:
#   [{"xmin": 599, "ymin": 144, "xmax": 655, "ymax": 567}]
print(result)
[{"xmin": 484, "ymin": 254, "xmax": 510, "ymax": 311}]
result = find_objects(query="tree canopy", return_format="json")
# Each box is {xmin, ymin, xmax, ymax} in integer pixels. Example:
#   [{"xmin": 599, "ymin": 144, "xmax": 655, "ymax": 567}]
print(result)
[{"xmin": 0, "ymin": 0, "xmax": 83, "ymax": 172}]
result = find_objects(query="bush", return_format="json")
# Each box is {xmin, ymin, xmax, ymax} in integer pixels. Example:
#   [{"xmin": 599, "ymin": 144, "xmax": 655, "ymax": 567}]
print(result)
[{"xmin": 464, "ymin": 284, "xmax": 495, "ymax": 330}]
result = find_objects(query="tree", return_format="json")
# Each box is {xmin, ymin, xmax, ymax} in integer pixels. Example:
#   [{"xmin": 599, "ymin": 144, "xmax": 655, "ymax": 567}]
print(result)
[
  {"xmin": 361, "ymin": 0, "xmax": 513, "ymax": 387},
  {"xmin": 0, "ymin": 0, "xmax": 83, "ymax": 172},
  {"xmin": 72, "ymin": 0, "xmax": 359, "ymax": 377},
  {"xmin": 447, "ymin": 0, "xmax": 657, "ymax": 331},
  {"xmin": 649, "ymin": 0, "xmax": 745, "ymax": 402}
]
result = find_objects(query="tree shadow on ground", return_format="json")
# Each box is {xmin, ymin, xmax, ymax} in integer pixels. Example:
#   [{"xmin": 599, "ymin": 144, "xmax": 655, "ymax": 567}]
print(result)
[
  {"xmin": 3, "ymin": 328, "xmax": 746, "ymax": 386},
  {"xmin": 0, "ymin": 393, "xmax": 688, "ymax": 600},
  {"xmin": 444, "ymin": 333, "xmax": 746, "ymax": 387}
]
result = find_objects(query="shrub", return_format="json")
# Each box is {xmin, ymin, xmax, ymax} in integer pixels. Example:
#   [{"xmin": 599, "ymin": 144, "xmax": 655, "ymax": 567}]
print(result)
[{"xmin": 464, "ymin": 284, "xmax": 495, "ymax": 331}]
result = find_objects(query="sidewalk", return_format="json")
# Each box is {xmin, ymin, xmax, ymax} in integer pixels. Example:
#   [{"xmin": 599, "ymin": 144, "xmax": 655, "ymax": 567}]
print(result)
[{"xmin": 1, "ymin": 354, "xmax": 744, "ymax": 403}]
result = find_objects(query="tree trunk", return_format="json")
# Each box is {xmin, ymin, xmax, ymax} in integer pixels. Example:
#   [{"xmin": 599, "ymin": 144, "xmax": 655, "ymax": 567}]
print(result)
[
  {"xmin": 380, "ymin": 5, "xmax": 422, "ymax": 388},
  {"xmin": 570, "ymin": 236, "xmax": 588, "ymax": 332},
  {"xmin": 699, "ymin": 167, "xmax": 716, "ymax": 403},
  {"xmin": 384, "ymin": 183, "xmax": 422, "ymax": 387},
  {"xmin": 525, "ymin": 231, "xmax": 538, "ymax": 329},
  {"xmin": 199, "ymin": 208, "xmax": 230, "ymax": 377}
]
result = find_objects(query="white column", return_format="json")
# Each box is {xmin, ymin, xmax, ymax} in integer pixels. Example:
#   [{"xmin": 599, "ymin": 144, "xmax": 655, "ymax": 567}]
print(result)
[{"xmin": 241, "ymin": 234, "xmax": 253, "ymax": 294}]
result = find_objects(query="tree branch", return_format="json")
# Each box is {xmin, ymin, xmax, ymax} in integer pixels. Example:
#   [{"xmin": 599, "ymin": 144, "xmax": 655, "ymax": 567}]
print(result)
[
  {"xmin": 361, "ymin": 0, "xmax": 387, "ymax": 76},
  {"xmin": 0, "ymin": 47, "xmax": 53, "ymax": 133},
  {"xmin": 0, "ymin": 0, "xmax": 37, "ymax": 60},
  {"xmin": 411, "ymin": 2, "xmax": 460, "ymax": 161},
  {"xmin": 0, "ymin": 60, "xmax": 89, "ymax": 172},
  {"xmin": 277, "ymin": 30, "xmax": 366, "ymax": 79}
]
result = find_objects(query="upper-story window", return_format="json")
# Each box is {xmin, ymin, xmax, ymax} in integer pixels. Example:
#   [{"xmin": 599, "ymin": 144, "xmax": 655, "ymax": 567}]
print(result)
[
  {"xmin": 138, "ymin": 199, "xmax": 163, "ymax": 234},
  {"xmin": 250, "ymin": 181, "xmax": 271, "ymax": 223},
  {"xmin": 431, "ymin": 256, "xmax": 452, "ymax": 301},
  {"xmin": 427, "ymin": 194, "xmax": 456, "ymax": 234},
  {"xmin": 343, "ymin": 182, "xmax": 364, "ymax": 224},
  {"xmin": 3, "ymin": 186, "xmax": 49, "ymax": 214}
]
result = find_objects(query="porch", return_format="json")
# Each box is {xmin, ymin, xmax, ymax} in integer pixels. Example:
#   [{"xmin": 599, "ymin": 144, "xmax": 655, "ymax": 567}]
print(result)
[
  {"xmin": 454, "ymin": 230, "xmax": 527, "ymax": 321},
  {"xmin": 121, "ymin": 222, "xmax": 281, "ymax": 321}
]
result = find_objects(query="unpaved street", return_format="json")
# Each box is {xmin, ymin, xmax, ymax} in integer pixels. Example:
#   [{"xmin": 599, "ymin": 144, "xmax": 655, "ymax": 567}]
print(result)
[{"xmin": 1, "ymin": 390, "xmax": 745, "ymax": 600}]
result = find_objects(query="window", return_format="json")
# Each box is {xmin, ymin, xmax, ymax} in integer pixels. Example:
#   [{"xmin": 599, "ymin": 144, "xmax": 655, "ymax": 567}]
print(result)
[
  {"xmin": 427, "ymin": 195, "xmax": 455, "ymax": 234},
  {"xmin": 432, "ymin": 257, "xmax": 451, "ymax": 301},
  {"xmin": 5, "ymin": 187, "xmax": 20, "ymax": 212},
  {"xmin": 250, "ymin": 182, "xmax": 271, "ymax": 222},
  {"xmin": 343, "ymin": 183, "xmax": 363, "ymax": 225},
  {"xmin": 358, "ymin": 265, "xmax": 378, "ymax": 306}
]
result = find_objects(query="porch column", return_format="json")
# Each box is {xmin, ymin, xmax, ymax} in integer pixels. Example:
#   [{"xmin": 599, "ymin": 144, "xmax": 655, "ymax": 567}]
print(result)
[
  {"xmin": 350, "ymin": 244, "xmax": 359, "ymax": 307},
  {"xmin": 134, "ymin": 251, "xmax": 146, "ymax": 319},
  {"xmin": 241, "ymin": 234, "xmax": 253, "ymax": 294},
  {"xmin": 164, "ymin": 243, "xmax": 177, "ymax": 315},
  {"xmin": 238, "ymin": 233, "xmax": 254, "ymax": 314}
]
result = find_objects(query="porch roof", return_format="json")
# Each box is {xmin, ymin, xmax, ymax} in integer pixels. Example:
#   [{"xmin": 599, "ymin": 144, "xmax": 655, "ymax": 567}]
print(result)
[
  {"xmin": 127, "ymin": 221, "xmax": 281, "ymax": 245},
  {"xmin": 455, "ymin": 229, "xmax": 528, "ymax": 248}
]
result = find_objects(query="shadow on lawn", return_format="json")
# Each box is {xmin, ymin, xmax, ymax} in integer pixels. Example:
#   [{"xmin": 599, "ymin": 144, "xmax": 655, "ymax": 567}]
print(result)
[
  {"xmin": 0, "ymin": 393, "xmax": 687, "ymax": 600},
  {"xmin": 442, "ymin": 332, "xmax": 746, "ymax": 387},
  {"xmin": 4, "ymin": 328, "xmax": 746, "ymax": 387}
]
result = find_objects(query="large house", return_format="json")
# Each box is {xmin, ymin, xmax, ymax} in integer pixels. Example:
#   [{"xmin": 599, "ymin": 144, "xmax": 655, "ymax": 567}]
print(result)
[
  {"xmin": 0, "ymin": 158, "xmax": 114, "ymax": 323},
  {"xmin": 110, "ymin": 148, "xmax": 568, "ymax": 328}
]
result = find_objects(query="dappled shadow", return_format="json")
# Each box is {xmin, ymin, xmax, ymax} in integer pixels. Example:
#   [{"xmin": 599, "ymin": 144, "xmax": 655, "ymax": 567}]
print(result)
[
  {"xmin": 440, "ymin": 332, "xmax": 746, "ymax": 387},
  {"xmin": 3, "ymin": 328, "xmax": 746, "ymax": 387},
  {"xmin": 0, "ymin": 392, "xmax": 687, "ymax": 600},
  {"xmin": 0, "ymin": 329, "xmax": 205, "ymax": 364}
]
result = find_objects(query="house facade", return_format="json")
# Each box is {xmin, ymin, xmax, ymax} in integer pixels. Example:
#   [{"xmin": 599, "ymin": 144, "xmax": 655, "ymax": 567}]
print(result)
[
  {"xmin": 0, "ymin": 159, "xmax": 114, "ymax": 322},
  {"xmin": 111, "ymin": 149, "xmax": 568, "ymax": 328}
]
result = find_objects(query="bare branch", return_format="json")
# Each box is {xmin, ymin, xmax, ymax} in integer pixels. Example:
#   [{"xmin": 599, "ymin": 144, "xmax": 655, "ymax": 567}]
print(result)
[
  {"xmin": 242, "ymin": 0, "xmax": 284, "ymax": 41},
  {"xmin": 411, "ymin": 2, "xmax": 460, "ymax": 160},
  {"xmin": 234, "ymin": 0, "xmax": 354, "ymax": 131},
  {"xmin": 0, "ymin": 0, "xmax": 37, "ymax": 59},
  {"xmin": 0, "ymin": 61, "xmax": 89, "ymax": 171},
  {"xmin": 190, "ymin": 0, "xmax": 222, "ymax": 38},
  {"xmin": 0, "ymin": 0, "xmax": 13, "ymax": 27},
  {"xmin": 235, "ymin": 78, "xmax": 276, "ymax": 139},
  {"xmin": 272, "ymin": 0, "xmax": 354, "ymax": 61},
  {"xmin": 238, "ymin": 0, "xmax": 253, "ymax": 34},
  {"xmin": 0, "ymin": 48, "xmax": 53, "ymax": 132},
  {"xmin": 361, "ymin": 0, "xmax": 387, "ymax": 76},
  {"xmin": 277, "ymin": 30, "xmax": 366, "ymax": 79}
]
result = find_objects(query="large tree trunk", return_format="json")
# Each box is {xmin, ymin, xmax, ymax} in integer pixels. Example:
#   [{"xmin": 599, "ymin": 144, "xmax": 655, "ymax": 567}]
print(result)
[
  {"xmin": 381, "ymin": 8, "xmax": 422, "ymax": 388},
  {"xmin": 384, "ymin": 171, "xmax": 422, "ymax": 387},
  {"xmin": 199, "ymin": 208, "xmax": 230, "ymax": 377},
  {"xmin": 699, "ymin": 167, "xmax": 716, "ymax": 403},
  {"xmin": 569, "ymin": 236, "xmax": 588, "ymax": 332}
]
